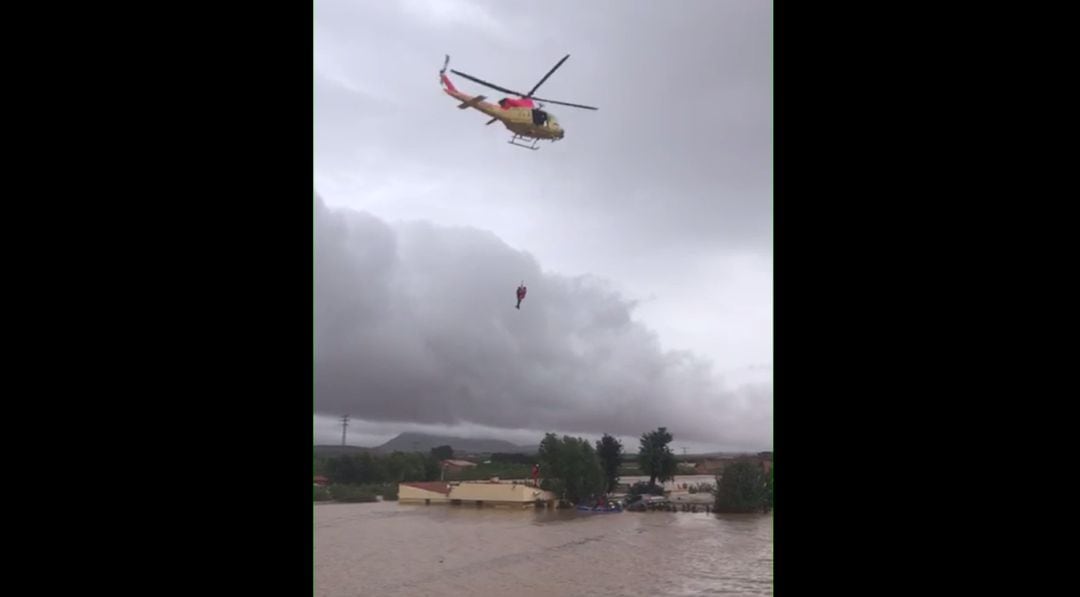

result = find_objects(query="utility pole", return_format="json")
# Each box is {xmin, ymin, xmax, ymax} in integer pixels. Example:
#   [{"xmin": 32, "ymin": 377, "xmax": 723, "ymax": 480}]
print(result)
[{"xmin": 340, "ymin": 414, "xmax": 350, "ymax": 446}]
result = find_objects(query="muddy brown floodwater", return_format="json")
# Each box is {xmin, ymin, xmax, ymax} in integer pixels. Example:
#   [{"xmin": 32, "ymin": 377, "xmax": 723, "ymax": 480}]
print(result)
[{"xmin": 315, "ymin": 501, "xmax": 772, "ymax": 596}]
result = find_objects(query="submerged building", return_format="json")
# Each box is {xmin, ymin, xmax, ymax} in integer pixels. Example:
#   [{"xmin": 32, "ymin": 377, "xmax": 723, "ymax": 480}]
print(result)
[{"xmin": 399, "ymin": 480, "xmax": 557, "ymax": 509}]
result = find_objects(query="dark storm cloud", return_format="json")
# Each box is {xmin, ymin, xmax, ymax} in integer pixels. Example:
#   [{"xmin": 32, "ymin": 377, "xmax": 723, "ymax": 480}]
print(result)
[{"xmin": 315, "ymin": 197, "xmax": 771, "ymax": 447}]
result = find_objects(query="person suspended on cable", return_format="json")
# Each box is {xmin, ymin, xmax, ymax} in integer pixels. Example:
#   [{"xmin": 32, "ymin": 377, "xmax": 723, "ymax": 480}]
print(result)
[{"xmin": 516, "ymin": 282, "xmax": 527, "ymax": 309}]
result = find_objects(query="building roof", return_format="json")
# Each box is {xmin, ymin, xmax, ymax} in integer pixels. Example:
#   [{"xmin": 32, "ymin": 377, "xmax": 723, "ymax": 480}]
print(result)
[
  {"xmin": 314, "ymin": 475, "xmax": 329, "ymax": 482},
  {"xmin": 401, "ymin": 482, "xmax": 452, "ymax": 495}
]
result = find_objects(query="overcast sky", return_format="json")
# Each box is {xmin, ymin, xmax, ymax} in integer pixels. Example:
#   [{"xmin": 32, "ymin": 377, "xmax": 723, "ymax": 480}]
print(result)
[{"xmin": 314, "ymin": 0, "xmax": 772, "ymax": 453}]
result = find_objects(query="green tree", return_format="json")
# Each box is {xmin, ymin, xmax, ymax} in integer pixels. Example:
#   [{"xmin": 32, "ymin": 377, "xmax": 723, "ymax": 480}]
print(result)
[
  {"xmin": 490, "ymin": 452, "xmax": 534, "ymax": 465},
  {"xmin": 423, "ymin": 455, "xmax": 442, "ymax": 481},
  {"xmin": 714, "ymin": 459, "xmax": 767, "ymax": 513},
  {"xmin": 430, "ymin": 445, "xmax": 454, "ymax": 461},
  {"xmin": 325, "ymin": 454, "xmax": 363, "ymax": 484},
  {"xmin": 596, "ymin": 434, "xmax": 623, "ymax": 493},
  {"xmin": 354, "ymin": 452, "xmax": 379, "ymax": 483},
  {"xmin": 538, "ymin": 433, "xmax": 605, "ymax": 505},
  {"xmin": 638, "ymin": 427, "xmax": 677, "ymax": 486},
  {"xmin": 766, "ymin": 465, "xmax": 773, "ymax": 511},
  {"xmin": 383, "ymin": 451, "xmax": 437, "ymax": 482},
  {"xmin": 324, "ymin": 451, "xmax": 439, "ymax": 485}
]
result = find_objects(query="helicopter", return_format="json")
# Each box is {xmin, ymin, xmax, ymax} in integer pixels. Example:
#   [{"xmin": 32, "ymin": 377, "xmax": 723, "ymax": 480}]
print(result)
[{"xmin": 439, "ymin": 54, "xmax": 598, "ymax": 150}]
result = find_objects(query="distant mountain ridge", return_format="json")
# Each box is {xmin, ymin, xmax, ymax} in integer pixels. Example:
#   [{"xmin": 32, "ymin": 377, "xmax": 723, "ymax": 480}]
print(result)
[
  {"xmin": 314, "ymin": 433, "xmax": 769, "ymax": 458},
  {"xmin": 315, "ymin": 433, "xmax": 538, "ymax": 456},
  {"xmin": 312, "ymin": 445, "xmax": 376, "ymax": 457},
  {"xmin": 375, "ymin": 432, "xmax": 537, "ymax": 454}
]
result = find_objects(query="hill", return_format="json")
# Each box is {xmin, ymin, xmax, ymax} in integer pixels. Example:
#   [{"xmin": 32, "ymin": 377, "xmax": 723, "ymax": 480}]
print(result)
[
  {"xmin": 373, "ymin": 432, "xmax": 536, "ymax": 454},
  {"xmin": 313, "ymin": 445, "xmax": 378, "ymax": 458}
]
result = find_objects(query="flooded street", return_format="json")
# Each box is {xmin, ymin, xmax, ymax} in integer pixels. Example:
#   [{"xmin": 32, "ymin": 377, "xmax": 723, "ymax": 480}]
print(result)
[{"xmin": 315, "ymin": 500, "xmax": 772, "ymax": 597}]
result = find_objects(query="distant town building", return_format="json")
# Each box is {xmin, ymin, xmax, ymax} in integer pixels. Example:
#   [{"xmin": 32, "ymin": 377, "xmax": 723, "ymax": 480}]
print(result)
[
  {"xmin": 314, "ymin": 475, "xmax": 330, "ymax": 487},
  {"xmin": 694, "ymin": 458, "xmax": 732, "ymax": 474},
  {"xmin": 694, "ymin": 453, "xmax": 772, "ymax": 475},
  {"xmin": 440, "ymin": 459, "xmax": 479, "ymax": 472}
]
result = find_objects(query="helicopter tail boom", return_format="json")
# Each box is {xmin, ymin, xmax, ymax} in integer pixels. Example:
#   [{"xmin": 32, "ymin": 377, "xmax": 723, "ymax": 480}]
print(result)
[
  {"xmin": 441, "ymin": 68, "xmax": 503, "ymax": 119},
  {"xmin": 457, "ymin": 95, "xmax": 487, "ymax": 109}
]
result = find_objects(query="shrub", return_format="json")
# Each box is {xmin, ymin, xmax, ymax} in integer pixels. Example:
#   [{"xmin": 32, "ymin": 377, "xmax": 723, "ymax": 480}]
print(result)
[
  {"xmin": 330, "ymin": 484, "xmax": 378, "ymax": 503},
  {"xmin": 314, "ymin": 486, "xmax": 332, "ymax": 501},
  {"xmin": 714, "ymin": 460, "xmax": 767, "ymax": 513},
  {"xmin": 379, "ymin": 483, "xmax": 398, "ymax": 501}
]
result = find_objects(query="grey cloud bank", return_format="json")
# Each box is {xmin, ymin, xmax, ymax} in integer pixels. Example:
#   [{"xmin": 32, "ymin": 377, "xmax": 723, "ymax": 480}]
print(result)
[{"xmin": 315, "ymin": 197, "xmax": 771, "ymax": 449}]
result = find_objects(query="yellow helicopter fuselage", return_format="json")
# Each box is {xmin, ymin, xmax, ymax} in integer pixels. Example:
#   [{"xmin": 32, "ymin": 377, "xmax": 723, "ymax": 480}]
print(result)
[{"xmin": 441, "ymin": 75, "xmax": 564, "ymax": 140}]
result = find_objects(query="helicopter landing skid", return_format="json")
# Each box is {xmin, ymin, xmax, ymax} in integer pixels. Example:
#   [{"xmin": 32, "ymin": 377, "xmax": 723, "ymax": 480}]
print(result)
[{"xmin": 508, "ymin": 135, "xmax": 541, "ymax": 150}]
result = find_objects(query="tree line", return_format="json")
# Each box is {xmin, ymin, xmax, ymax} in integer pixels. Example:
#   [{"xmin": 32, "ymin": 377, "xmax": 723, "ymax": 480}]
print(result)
[
  {"xmin": 536, "ymin": 426, "xmax": 679, "ymax": 505},
  {"xmin": 315, "ymin": 428, "xmax": 772, "ymax": 514},
  {"xmin": 317, "ymin": 450, "xmax": 442, "ymax": 485}
]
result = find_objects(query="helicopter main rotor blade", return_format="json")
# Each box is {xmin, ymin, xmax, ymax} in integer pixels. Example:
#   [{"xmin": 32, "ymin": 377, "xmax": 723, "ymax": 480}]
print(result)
[
  {"xmin": 449, "ymin": 61, "xmax": 597, "ymax": 110},
  {"xmin": 527, "ymin": 54, "xmax": 570, "ymax": 97},
  {"xmin": 449, "ymin": 69, "xmax": 525, "ymax": 96},
  {"xmin": 529, "ymin": 96, "xmax": 599, "ymax": 110}
]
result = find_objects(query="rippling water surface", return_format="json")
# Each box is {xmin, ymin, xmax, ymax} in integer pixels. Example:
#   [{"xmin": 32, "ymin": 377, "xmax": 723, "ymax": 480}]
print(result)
[{"xmin": 315, "ymin": 500, "xmax": 772, "ymax": 596}]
